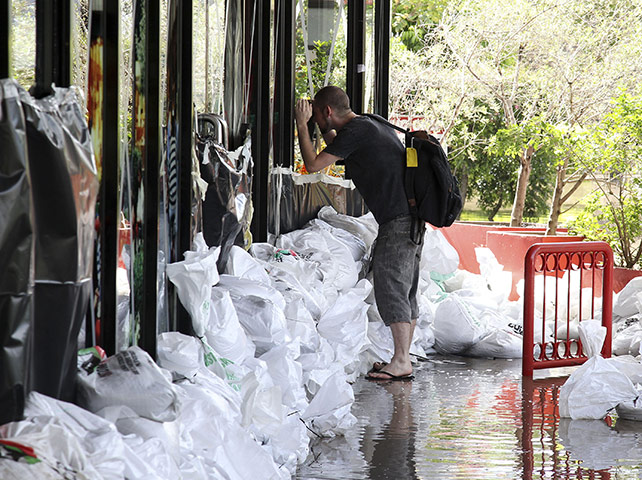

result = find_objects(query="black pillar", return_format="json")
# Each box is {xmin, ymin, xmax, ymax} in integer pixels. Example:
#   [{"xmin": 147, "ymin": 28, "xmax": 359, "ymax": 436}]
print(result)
[
  {"xmin": 32, "ymin": 0, "xmax": 71, "ymax": 96},
  {"xmin": 274, "ymin": 0, "xmax": 295, "ymax": 168},
  {"xmin": 346, "ymin": 0, "xmax": 365, "ymax": 113},
  {"xmin": 0, "ymin": 0, "xmax": 9, "ymax": 78},
  {"xmin": 249, "ymin": 0, "xmax": 271, "ymax": 242},
  {"xmin": 175, "ymin": 0, "xmax": 193, "ymax": 335},
  {"xmin": 100, "ymin": 0, "xmax": 120, "ymax": 356},
  {"xmin": 374, "ymin": 0, "xmax": 390, "ymax": 118},
  {"xmin": 139, "ymin": 0, "xmax": 160, "ymax": 358}
]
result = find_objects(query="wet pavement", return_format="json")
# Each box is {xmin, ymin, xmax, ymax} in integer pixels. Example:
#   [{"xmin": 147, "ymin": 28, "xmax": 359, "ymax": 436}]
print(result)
[{"xmin": 295, "ymin": 355, "xmax": 642, "ymax": 480}]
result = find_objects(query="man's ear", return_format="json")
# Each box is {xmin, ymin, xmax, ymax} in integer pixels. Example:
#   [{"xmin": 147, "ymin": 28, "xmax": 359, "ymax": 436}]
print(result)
[{"xmin": 323, "ymin": 105, "xmax": 332, "ymax": 117}]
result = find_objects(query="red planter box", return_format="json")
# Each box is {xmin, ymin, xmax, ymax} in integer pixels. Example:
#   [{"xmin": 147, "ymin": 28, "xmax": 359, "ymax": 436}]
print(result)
[{"xmin": 437, "ymin": 222, "xmax": 640, "ymax": 300}]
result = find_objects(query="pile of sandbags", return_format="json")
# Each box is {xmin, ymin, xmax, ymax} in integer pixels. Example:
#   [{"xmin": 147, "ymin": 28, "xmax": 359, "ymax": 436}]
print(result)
[{"xmin": 0, "ymin": 206, "xmax": 538, "ymax": 478}]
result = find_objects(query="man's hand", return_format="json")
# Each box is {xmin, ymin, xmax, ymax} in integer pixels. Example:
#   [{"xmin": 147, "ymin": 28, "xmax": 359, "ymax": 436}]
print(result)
[
  {"xmin": 294, "ymin": 98, "xmax": 340, "ymax": 173},
  {"xmin": 295, "ymin": 98, "xmax": 313, "ymax": 127}
]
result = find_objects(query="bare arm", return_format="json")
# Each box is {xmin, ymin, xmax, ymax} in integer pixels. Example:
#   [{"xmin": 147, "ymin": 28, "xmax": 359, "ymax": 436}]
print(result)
[{"xmin": 295, "ymin": 99, "xmax": 341, "ymax": 172}]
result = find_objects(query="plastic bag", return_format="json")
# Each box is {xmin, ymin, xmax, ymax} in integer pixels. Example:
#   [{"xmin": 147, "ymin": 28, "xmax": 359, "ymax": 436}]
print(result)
[
  {"xmin": 613, "ymin": 277, "xmax": 642, "ymax": 318},
  {"xmin": 224, "ymin": 245, "xmax": 271, "ymax": 284},
  {"xmin": 166, "ymin": 234, "xmax": 221, "ymax": 337},
  {"xmin": 302, "ymin": 371, "xmax": 357, "ymax": 438},
  {"xmin": 77, "ymin": 346, "xmax": 180, "ymax": 422},
  {"xmin": 559, "ymin": 320, "xmax": 639, "ymax": 419},
  {"xmin": 421, "ymin": 228, "xmax": 459, "ymax": 275},
  {"xmin": 317, "ymin": 279, "xmax": 371, "ymax": 364},
  {"xmin": 433, "ymin": 293, "xmax": 489, "ymax": 354},
  {"xmin": 206, "ymin": 288, "xmax": 256, "ymax": 365}
]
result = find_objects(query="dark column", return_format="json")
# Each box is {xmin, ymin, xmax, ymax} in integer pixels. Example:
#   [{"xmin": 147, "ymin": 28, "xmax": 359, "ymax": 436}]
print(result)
[
  {"xmin": 175, "ymin": 0, "xmax": 193, "ymax": 335},
  {"xmin": 53, "ymin": 0, "xmax": 71, "ymax": 87},
  {"xmin": 274, "ymin": 0, "xmax": 295, "ymax": 168},
  {"xmin": 32, "ymin": 0, "xmax": 70, "ymax": 96},
  {"xmin": 0, "ymin": 0, "xmax": 9, "ymax": 78},
  {"xmin": 100, "ymin": 0, "xmax": 120, "ymax": 356},
  {"xmin": 139, "ymin": 0, "xmax": 160, "ymax": 358},
  {"xmin": 346, "ymin": 0, "xmax": 365, "ymax": 113},
  {"xmin": 374, "ymin": 0, "xmax": 390, "ymax": 118},
  {"xmin": 248, "ymin": 0, "xmax": 271, "ymax": 242}
]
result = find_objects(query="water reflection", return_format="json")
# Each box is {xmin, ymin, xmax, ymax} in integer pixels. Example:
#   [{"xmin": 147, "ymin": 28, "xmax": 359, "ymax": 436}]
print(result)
[
  {"xmin": 367, "ymin": 381, "xmax": 417, "ymax": 480},
  {"xmin": 295, "ymin": 357, "xmax": 642, "ymax": 479}
]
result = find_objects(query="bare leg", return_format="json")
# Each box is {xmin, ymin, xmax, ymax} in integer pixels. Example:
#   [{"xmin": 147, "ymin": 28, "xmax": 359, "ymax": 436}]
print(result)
[
  {"xmin": 368, "ymin": 321, "xmax": 414, "ymax": 378},
  {"xmin": 372, "ymin": 317, "xmax": 417, "ymax": 373}
]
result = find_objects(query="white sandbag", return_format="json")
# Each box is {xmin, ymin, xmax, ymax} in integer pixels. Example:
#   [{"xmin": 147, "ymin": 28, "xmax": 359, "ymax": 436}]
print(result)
[
  {"xmin": 0, "ymin": 416, "xmax": 103, "ymax": 480},
  {"xmin": 253, "ymin": 411, "xmax": 310, "ymax": 476},
  {"xmin": 207, "ymin": 288, "xmax": 256, "ymax": 365},
  {"xmin": 421, "ymin": 228, "xmax": 459, "ymax": 275},
  {"xmin": 156, "ymin": 331, "xmax": 206, "ymax": 379},
  {"xmin": 264, "ymin": 257, "xmax": 324, "ymax": 320},
  {"xmin": 239, "ymin": 360, "xmax": 285, "ymax": 429},
  {"xmin": 309, "ymin": 218, "xmax": 368, "ymax": 263},
  {"xmin": 230, "ymin": 293, "xmax": 291, "ymax": 356},
  {"xmin": 217, "ymin": 274, "xmax": 286, "ymax": 311},
  {"xmin": 284, "ymin": 299, "xmax": 319, "ymax": 347},
  {"xmin": 466, "ymin": 326, "xmax": 522, "ymax": 359},
  {"xmin": 317, "ymin": 279, "xmax": 371, "ymax": 363},
  {"xmin": 176, "ymin": 379, "xmax": 287, "ymax": 480},
  {"xmin": 365, "ymin": 306, "xmax": 394, "ymax": 361},
  {"xmin": 276, "ymin": 224, "xmax": 359, "ymax": 292},
  {"xmin": 23, "ymin": 392, "xmax": 133, "ymax": 480},
  {"xmin": 224, "ymin": 245, "xmax": 271, "ymax": 284},
  {"xmin": 166, "ymin": 237, "xmax": 221, "ymax": 336},
  {"xmin": 77, "ymin": 346, "xmax": 180, "ymax": 423},
  {"xmin": 302, "ymin": 371, "xmax": 357, "ymax": 438},
  {"xmin": 613, "ymin": 322, "xmax": 642, "ymax": 356},
  {"xmin": 209, "ymin": 422, "xmax": 290, "ymax": 480},
  {"xmin": 317, "ymin": 206, "xmax": 378, "ymax": 250},
  {"xmin": 616, "ymin": 395, "xmax": 642, "ymax": 421},
  {"xmin": 442, "ymin": 269, "xmax": 488, "ymax": 294},
  {"xmin": 259, "ymin": 343, "xmax": 308, "ymax": 412},
  {"xmin": 559, "ymin": 320, "xmax": 639, "ymax": 419},
  {"xmin": 475, "ymin": 247, "xmax": 512, "ymax": 303},
  {"xmin": 298, "ymin": 337, "xmax": 341, "ymax": 396},
  {"xmin": 433, "ymin": 293, "xmax": 489, "ymax": 354},
  {"xmin": 613, "ymin": 276, "xmax": 642, "ymax": 318}
]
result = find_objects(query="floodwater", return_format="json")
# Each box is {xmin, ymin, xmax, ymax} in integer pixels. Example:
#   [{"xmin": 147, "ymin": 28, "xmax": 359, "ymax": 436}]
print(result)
[{"xmin": 295, "ymin": 356, "xmax": 642, "ymax": 480}]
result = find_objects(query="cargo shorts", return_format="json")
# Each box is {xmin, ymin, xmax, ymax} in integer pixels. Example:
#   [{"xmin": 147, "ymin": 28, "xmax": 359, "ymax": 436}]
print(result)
[{"xmin": 372, "ymin": 215, "xmax": 425, "ymax": 326}]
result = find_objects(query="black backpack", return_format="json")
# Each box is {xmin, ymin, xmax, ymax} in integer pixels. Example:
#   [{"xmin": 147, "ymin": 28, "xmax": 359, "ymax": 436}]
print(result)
[{"xmin": 365, "ymin": 114, "xmax": 463, "ymax": 231}]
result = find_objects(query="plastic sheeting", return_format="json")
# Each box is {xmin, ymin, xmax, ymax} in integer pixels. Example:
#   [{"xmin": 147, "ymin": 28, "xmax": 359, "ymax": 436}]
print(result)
[
  {"xmin": 269, "ymin": 167, "xmax": 368, "ymax": 238},
  {"xmin": 20, "ymin": 85, "xmax": 99, "ymax": 402},
  {"xmin": 197, "ymin": 134, "xmax": 252, "ymax": 271},
  {"xmin": 0, "ymin": 79, "xmax": 33, "ymax": 425}
]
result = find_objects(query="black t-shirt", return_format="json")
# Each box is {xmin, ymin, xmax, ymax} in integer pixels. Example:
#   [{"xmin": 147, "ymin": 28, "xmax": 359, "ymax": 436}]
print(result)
[{"xmin": 324, "ymin": 115, "xmax": 409, "ymax": 224}]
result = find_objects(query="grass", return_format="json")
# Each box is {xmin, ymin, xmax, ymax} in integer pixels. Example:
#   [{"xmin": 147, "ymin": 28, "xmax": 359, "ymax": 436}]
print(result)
[{"xmin": 460, "ymin": 180, "xmax": 600, "ymax": 227}]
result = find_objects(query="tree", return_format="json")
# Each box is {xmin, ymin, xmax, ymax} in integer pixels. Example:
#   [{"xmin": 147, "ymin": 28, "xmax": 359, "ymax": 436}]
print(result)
[
  {"xmin": 570, "ymin": 92, "xmax": 642, "ymax": 268},
  {"xmin": 397, "ymin": 0, "xmax": 642, "ymax": 227}
]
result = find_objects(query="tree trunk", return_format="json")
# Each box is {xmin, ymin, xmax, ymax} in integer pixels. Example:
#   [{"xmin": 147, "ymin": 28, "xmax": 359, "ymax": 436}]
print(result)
[
  {"xmin": 488, "ymin": 199, "xmax": 503, "ymax": 221},
  {"xmin": 510, "ymin": 145, "xmax": 534, "ymax": 227},
  {"xmin": 458, "ymin": 169, "xmax": 469, "ymax": 211},
  {"xmin": 546, "ymin": 160, "xmax": 567, "ymax": 235}
]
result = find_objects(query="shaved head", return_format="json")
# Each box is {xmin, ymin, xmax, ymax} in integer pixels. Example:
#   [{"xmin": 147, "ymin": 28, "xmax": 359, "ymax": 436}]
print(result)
[{"xmin": 313, "ymin": 86, "xmax": 352, "ymax": 116}]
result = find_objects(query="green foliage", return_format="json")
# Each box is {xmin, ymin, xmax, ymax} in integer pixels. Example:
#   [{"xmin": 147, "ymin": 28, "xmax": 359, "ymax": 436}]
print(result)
[
  {"xmin": 570, "ymin": 191, "xmax": 642, "ymax": 268},
  {"xmin": 569, "ymin": 92, "xmax": 642, "ymax": 268},
  {"xmin": 391, "ymin": 0, "xmax": 447, "ymax": 51},
  {"xmin": 465, "ymin": 117, "xmax": 558, "ymax": 221}
]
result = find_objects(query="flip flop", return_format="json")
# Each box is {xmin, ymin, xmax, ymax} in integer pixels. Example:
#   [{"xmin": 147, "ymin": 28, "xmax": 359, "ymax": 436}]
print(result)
[
  {"xmin": 367, "ymin": 361, "xmax": 388, "ymax": 375},
  {"xmin": 365, "ymin": 370, "xmax": 414, "ymax": 381}
]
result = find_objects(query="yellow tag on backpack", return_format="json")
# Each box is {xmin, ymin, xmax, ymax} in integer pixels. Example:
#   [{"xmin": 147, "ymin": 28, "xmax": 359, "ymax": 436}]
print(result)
[{"xmin": 406, "ymin": 147, "xmax": 418, "ymax": 167}]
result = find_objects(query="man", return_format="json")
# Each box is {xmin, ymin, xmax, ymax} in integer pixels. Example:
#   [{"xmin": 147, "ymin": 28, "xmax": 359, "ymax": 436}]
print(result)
[{"xmin": 294, "ymin": 86, "xmax": 425, "ymax": 381}]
